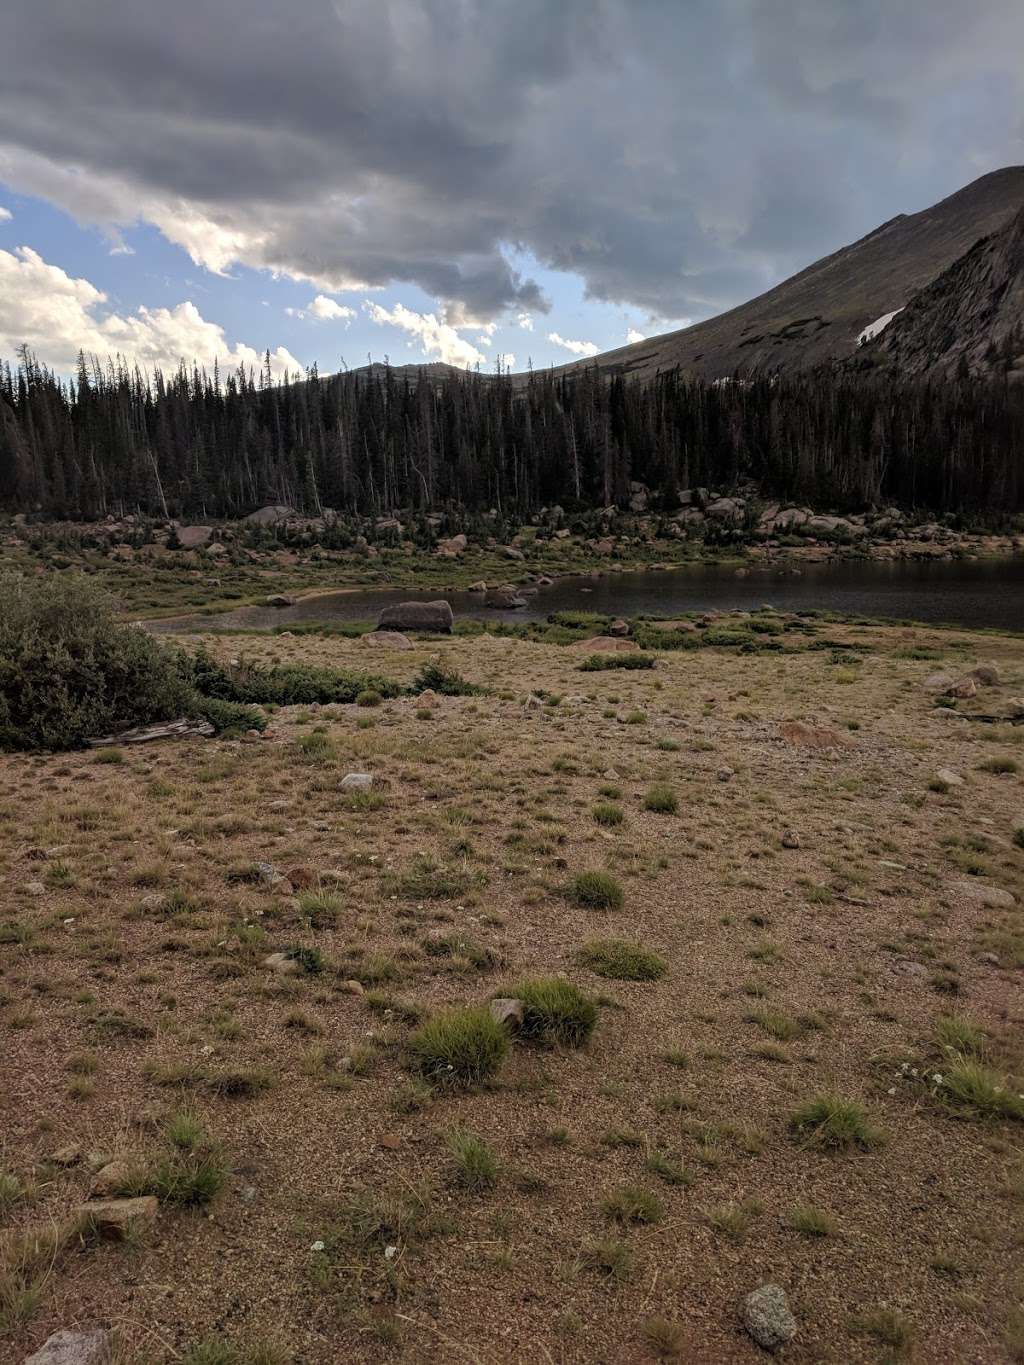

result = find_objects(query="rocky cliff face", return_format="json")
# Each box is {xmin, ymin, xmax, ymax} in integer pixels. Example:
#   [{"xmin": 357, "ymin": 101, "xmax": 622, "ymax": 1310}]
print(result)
[{"xmin": 859, "ymin": 205, "xmax": 1024, "ymax": 378}]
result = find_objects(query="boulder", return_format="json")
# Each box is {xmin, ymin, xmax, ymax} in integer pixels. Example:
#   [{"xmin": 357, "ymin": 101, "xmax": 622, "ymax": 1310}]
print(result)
[
  {"xmin": 90, "ymin": 1160, "xmax": 133, "ymax": 1198},
  {"xmin": 24, "ymin": 1330, "xmax": 112, "ymax": 1365},
  {"xmin": 489, "ymin": 998, "xmax": 525, "ymax": 1031},
  {"xmin": 705, "ymin": 497, "xmax": 743, "ymax": 521},
  {"xmin": 360, "ymin": 630, "xmax": 413, "ymax": 650},
  {"xmin": 742, "ymin": 1284, "xmax": 797, "ymax": 1351},
  {"xmin": 467, "ymin": 580, "xmax": 488, "ymax": 593},
  {"xmin": 265, "ymin": 594, "xmax": 296, "ymax": 607},
  {"xmin": 593, "ymin": 538, "xmax": 615, "ymax": 555},
  {"xmin": 779, "ymin": 721, "xmax": 852, "ymax": 750},
  {"xmin": 243, "ymin": 505, "xmax": 296, "ymax": 525},
  {"xmin": 80, "ymin": 1196, "xmax": 158, "ymax": 1240},
  {"xmin": 970, "ymin": 665, "xmax": 1000, "ymax": 686},
  {"xmin": 436, "ymin": 534, "xmax": 467, "ymax": 558},
  {"xmin": 263, "ymin": 952, "xmax": 301, "ymax": 976},
  {"xmin": 486, "ymin": 588, "xmax": 527, "ymax": 608},
  {"xmin": 175, "ymin": 525, "xmax": 213, "ymax": 550},
  {"xmin": 945, "ymin": 676, "xmax": 978, "ymax": 700},
  {"xmin": 949, "ymin": 880, "xmax": 1015, "ymax": 909},
  {"xmin": 569, "ymin": 636, "xmax": 639, "ymax": 652},
  {"xmin": 608, "ymin": 618, "xmax": 631, "ymax": 637},
  {"xmin": 935, "ymin": 768, "xmax": 963, "ymax": 787},
  {"xmin": 503, "ymin": 546, "xmax": 525, "ymax": 560},
  {"xmin": 341, "ymin": 773, "xmax": 374, "ymax": 791},
  {"xmin": 377, "ymin": 601, "xmax": 454, "ymax": 633}
]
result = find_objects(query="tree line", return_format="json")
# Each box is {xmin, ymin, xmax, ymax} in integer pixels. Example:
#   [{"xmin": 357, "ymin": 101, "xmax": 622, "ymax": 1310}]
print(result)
[{"xmin": 1, "ymin": 347, "xmax": 1021, "ymax": 521}]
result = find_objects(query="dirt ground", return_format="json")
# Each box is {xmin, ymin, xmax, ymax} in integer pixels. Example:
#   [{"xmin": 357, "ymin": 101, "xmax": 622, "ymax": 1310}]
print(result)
[{"xmin": 2, "ymin": 614, "xmax": 1022, "ymax": 1363}]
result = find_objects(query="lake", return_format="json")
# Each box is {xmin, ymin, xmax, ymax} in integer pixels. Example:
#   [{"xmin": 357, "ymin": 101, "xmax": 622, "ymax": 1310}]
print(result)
[{"xmin": 150, "ymin": 555, "xmax": 1024, "ymax": 633}]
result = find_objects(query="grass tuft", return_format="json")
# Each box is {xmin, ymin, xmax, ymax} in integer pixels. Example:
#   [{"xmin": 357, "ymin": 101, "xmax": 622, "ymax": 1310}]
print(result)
[
  {"xmin": 409, "ymin": 1006, "xmax": 508, "ymax": 1085},
  {"xmin": 577, "ymin": 938, "xmax": 667, "ymax": 981}
]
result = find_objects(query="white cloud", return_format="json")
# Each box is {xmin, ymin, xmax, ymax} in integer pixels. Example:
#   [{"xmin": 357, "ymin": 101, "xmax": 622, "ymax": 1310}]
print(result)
[
  {"xmin": 308, "ymin": 294, "xmax": 356, "ymax": 322},
  {"xmin": 287, "ymin": 294, "xmax": 356, "ymax": 322},
  {"xmin": 364, "ymin": 300, "xmax": 487, "ymax": 369},
  {"xmin": 0, "ymin": 244, "xmax": 301, "ymax": 377},
  {"xmin": 496, "ymin": 353, "xmax": 516, "ymax": 370},
  {"xmin": 626, "ymin": 327, "xmax": 646, "ymax": 343},
  {"xmin": 0, "ymin": 207, "xmax": 11, "ymax": 223},
  {"xmin": 547, "ymin": 331, "xmax": 599, "ymax": 358},
  {"xmin": 517, "ymin": 313, "xmax": 534, "ymax": 331}
]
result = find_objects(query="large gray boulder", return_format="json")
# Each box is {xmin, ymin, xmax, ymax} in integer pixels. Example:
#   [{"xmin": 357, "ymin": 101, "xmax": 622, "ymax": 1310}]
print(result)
[
  {"xmin": 377, "ymin": 600, "xmax": 454, "ymax": 633},
  {"xmin": 243, "ymin": 504, "xmax": 296, "ymax": 525},
  {"xmin": 175, "ymin": 525, "xmax": 213, "ymax": 549}
]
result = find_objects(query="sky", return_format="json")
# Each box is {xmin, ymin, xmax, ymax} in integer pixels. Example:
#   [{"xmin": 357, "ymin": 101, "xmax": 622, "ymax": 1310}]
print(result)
[{"xmin": 1, "ymin": 0, "xmax": 1023, "ymax": 380}]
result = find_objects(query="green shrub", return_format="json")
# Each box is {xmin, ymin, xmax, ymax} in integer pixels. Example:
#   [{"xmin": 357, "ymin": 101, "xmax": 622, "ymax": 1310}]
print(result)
[
  {"xmin": 184, "ymin": 650, "xmax": 402, "ymax": 706},
  {"xmin": 577, "ymin": 653, "xmax": 656, "ymax": 672},
  {"xmin": 789, "ymin": 1093, "xmax": 882, "ymax": 1149},
  {"xmin": 592, "ymin": 802, "xmax": 624, "ymax": 826},
  {"xmin": 578, "ymin": 939, "xmax": 667, "ymax": 981},
  {"xmin": 411, "ymin": 661, "xmax": 482, "ymax": 695},
  {"xmin": 505, "ymin": 977, "xmax": 598, "ymax": 1047},
  {"xmin": 447, "ymin": 1128, "xmax": 499, "ymax": 1190},
  {"xmin": 644, "ymin": 784, "xmax": 678, "ymax": 814},
  {"xmin": 355, "ymin": 689, "xmax": 382, "ymax": 707},
  {"xmin": 0, "ymin": 573, "xmax": 192, "ymax": 750},
  {"xmin": 570, "ymin": 870, "xmax": 624, "ymax": 910},
  {"xmin": 409, "ymin": 1006, "xmax": 508, "ymax": 1085},
  {"xmin": 192, "ymin": 697, "xmax": 266, "ymax": 735},
  {"xmin": 941, "ymin": 1058, "xmax": 1024, "ymax": 1121}
]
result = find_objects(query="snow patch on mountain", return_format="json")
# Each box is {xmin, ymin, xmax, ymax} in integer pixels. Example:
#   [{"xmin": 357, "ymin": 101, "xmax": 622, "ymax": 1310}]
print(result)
[{"xmin": 858, "ymin": 309, "xmax": 903, "ymax": 344}]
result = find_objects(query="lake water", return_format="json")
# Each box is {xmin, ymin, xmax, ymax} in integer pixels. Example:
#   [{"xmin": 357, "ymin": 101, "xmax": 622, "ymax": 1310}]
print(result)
[{"xmin": 151, "ymin": 556, "xmax": 1024, "ymax": 633}]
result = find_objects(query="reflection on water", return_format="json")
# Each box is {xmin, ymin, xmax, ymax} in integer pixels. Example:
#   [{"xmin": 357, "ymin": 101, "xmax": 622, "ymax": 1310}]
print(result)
[{"xmin": 150, "ymin": 556, "xmax": 1024, "ymax": 635}]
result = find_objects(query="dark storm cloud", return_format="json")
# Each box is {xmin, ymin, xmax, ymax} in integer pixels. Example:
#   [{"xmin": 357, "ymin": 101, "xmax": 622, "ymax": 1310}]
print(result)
[{"xmin": 2, "ymin": 0, "xmax": 1022, "ymax": 320}]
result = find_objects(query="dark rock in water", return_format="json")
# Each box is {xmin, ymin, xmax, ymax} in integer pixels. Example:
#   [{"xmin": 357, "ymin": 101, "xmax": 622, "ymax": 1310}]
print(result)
[
  {"xmin": 377, "ymin": 600, "xmax": 454, "ymax": 633},
  {"xmin": 486, "ymin": 588, "xmax": 527, "ymax": 608}
]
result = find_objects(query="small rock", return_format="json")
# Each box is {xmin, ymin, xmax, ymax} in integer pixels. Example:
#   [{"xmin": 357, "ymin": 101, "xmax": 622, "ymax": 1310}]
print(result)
[
  {"xmin": 467, "ymin": 580, "xmax": 487, "ymax": 593},
  {"xmin": 24, "ymin": 881, "xmax": 46, "ymax": 896},
  {"xmin": 90, "ymin": 1160, "xmax": 133, "ymax": 1198},
  {"xmin": 255, "ymin": 861, "xmax": 292, "ymax": 892},
  {"xmin": 379, "ymin": 1134, "xmax": 402, "ymax": 1151},
  {"xmin": 945, "ymin": 676, "xmax": 977, "ymax": 700},
  {"xmin": 716, "ymin": 767, "xmax": 735, "ymax": 782},
  {"xmin": 341, "ymin": 773, "xmax": 374, "ymax": 791},
  {"xmin": 265, "ymin": 594, "xmax": 297, "ymax": 607},
  {"xmin": 49, "ymin": 1145, "xmax": 82, "ymax": 1168},
  {"xmin": 287, "ymin": 866, "xmax": 316, "ymax": 889},
  {"xmin": 340, "ymin": 979, "xmax": 365, "ymax": 996},
  {"xmin": 79, "ymin": 1195, "xmax": 158, "ymax": 1240},
  {"xmin": 935, "ymin": 768, "xmax": 963, "ymax": 787},
  {"xmin": 263, "ymin": 952, "xmax": 301, "ymax": 976},
  {"xmin": 608, "ymin": 618, "xmax": 631, "ymax": 637},
  {"xmin": 742, "ymin": 1283, "xmax": 797, "ymax": 1351},
  {"xmin": 24, "ymin": 1329, "xmax": 112, "ymax": 1365},
  {"xmin": 489, "ymin": 998, "xmax": 525, "ymax": 1031},
  {"xmin": 780, "ymin": 830, "xmax": 800, "ymax": 849},
  {"xmin": 979, "ymin": 952, "xmax": 1001, "ymax": 967}
]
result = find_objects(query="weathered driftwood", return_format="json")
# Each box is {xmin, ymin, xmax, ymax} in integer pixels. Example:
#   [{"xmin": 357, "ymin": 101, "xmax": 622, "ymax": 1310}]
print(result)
[
  {"xmin": 85, "ymin": 717, "xmax": 215, "ymax": 747},
  {"xmin": 377, "ymin": 600, "xmax": 454, "ymax": 633}
]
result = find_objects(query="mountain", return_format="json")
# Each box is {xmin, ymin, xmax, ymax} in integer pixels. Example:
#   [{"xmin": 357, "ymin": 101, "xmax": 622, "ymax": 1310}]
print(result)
[
  {"xmin": 857, "ymin": 204, "xmax": 1024, "ymax": 378},
  {"xmin": 546, "ymin": 166, "xmax": 1024, "ymax": 383}
]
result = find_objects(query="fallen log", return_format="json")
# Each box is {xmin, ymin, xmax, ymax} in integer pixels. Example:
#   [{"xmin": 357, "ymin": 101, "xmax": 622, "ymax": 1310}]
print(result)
[{"xmin": 85, "ymin": 717, "xmax": 216, "ymax": 747}]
